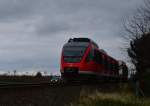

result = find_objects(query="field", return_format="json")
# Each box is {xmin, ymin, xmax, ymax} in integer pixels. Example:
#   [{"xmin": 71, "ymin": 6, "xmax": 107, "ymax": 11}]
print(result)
[
  {"xmin": 0, "ymin": 76, "xmax": 150, "ymax": 106},
  {"xmin": 70, "ymin": 86, "xmax": 150, "ymax": 106}
]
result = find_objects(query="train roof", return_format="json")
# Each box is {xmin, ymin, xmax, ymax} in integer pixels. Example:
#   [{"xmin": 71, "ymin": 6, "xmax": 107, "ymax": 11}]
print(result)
[
  {"xmin": 64, "ymin": 42, "xmax": 89, "ymax": 47},
  {"xmin": 68, "ymin": 38, "xmax": 99, "ymax": 48},
  {"xmin": 68, "ymin": 38, "xmax": 90, "ymax": 42},
  {"xmin": 99, "ymin": 49, "xmax": 107, "ymax": 54}
]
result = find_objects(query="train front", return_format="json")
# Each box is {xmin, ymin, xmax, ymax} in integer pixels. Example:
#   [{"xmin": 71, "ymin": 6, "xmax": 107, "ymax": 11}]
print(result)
[{"xmin": 60, "ymin": 38, "xmax": 90, "ymax": 81}]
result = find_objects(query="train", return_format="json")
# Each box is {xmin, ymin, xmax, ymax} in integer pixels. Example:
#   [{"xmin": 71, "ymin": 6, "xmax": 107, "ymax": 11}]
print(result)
[{"xmin": 60, "ymin": 38, "xmax": 128, "ymax": 81}]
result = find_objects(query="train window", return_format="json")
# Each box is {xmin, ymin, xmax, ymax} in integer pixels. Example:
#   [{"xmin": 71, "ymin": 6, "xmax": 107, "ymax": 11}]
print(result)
[
  {"xmin": 105, "ymin": 59, "xmax": 109, "ymax": 70},
  {"xmin": 108, "ymin": 62, "xmax": 111, "ymax": 70},
  {"xmin": 108, "ymin": 61, "xmax": 111, "ymax": 70},
  {"xmin": 94, "ymin": 50, "xmax": 102, "ymax": 64},
  {"xmin": 110, "ymin": 62, "xmax": 113, "ymax": 71},
  {"xmin": 63, "ymin": 46, "xmax": 87, "ymax": 57},
  {"xmin": 112, "ymin": 63, "xmax": 115, "ymax": 71},
  {"xmin": 114, "ymin": 64, "xmax": 116, "ymax": 71},
  {"xmin": 114, "ymin": 63, "xmax": 119, "ymax": 71},
  {"xmin": 104, "ymin": 58, "xmax": 108, "ymax": 69},
  {"xmin": 93, "ymin": 50, "xmax": 97, "ymax": 62},
  {"xmin": 63, "ymin": 46, "xmax": 88, "ymax": 62}
]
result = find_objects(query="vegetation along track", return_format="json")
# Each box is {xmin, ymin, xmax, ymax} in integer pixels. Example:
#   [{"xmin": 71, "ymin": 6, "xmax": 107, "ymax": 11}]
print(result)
[{"xmin": 0, "ymin": 81, "xmax": 125, "ymax": 106}]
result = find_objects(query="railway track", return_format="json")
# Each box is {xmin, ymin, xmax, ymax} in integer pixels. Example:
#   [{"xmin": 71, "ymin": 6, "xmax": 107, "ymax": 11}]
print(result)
[
  {"xmin": 0, "ymin": 81, "xmax": 85, "ymax": 89},
  {"xmin": 0, "ymin": 80, "xmax": 122, "ymax": 89},
  {"xmin": 0, "ymin": 82, "xmax": 54, "ymax": 89}
]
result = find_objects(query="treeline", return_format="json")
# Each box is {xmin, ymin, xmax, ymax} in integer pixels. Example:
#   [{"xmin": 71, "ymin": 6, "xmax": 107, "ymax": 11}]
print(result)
[{"xmin": 0, "ymin": 73, "xmax": 51, "ymax": 83}]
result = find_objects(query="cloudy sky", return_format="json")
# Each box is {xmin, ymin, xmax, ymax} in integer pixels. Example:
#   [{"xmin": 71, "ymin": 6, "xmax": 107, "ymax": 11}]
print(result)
[{"xmin": 0, "ymin": 0, "xmax": 143, "ymax": 75}]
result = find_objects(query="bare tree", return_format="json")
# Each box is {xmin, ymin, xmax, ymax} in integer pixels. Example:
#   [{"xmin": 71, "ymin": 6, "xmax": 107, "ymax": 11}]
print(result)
[
  {"xmin": 124, "ymin": 0, "xmax": 150, "ymax": 38},
  {"xmin": 13, "ymin": 70, "xmax": 17, "ymax": 76},
  {"xmin": 124, "ymin": 0, "xmax": 150, "ymax": 77}
]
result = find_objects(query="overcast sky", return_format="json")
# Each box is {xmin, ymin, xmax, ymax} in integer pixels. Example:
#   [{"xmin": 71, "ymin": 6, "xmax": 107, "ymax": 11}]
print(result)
[{"xmin": 0, "ymin": 0, "xmax": 143, "ymax": 75}]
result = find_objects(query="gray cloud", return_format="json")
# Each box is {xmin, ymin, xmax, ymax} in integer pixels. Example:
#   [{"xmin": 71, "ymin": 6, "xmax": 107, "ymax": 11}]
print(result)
[
  {"xmin": 0, "ymin": 0, "xmax": 143, "ymax": 74},
  {"xmin": 35, "ymin": 20, "xmax": 72, "ymax": 35}
]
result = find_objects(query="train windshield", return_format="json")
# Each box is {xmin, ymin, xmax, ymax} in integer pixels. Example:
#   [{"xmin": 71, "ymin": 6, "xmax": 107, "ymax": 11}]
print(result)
[{"xmin": 63, "ymin": 44, "xmax": 88, "ymax": 62}]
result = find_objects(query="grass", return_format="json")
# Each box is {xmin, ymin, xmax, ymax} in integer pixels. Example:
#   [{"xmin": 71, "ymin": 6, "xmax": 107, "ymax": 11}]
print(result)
[
  {"xmin": 69, "ymin": 84, "xmax": 150, "ymax": 106},
  {"xmin": 142, "ymin": 70, "xmax": 150, "ymax": 97},
  {"xmin": 70, "ymin": 92, "xmax": 150, "ymax": 106}
]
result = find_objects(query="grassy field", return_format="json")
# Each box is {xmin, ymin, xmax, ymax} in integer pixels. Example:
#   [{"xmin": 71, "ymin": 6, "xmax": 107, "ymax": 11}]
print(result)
[
  {"xmin": 69, "ymin": 84, "xmax": 150, "ymax": 106},
  {"xmin": 0, "ymin": 75, "xmax": 150, "ymax": 106}
]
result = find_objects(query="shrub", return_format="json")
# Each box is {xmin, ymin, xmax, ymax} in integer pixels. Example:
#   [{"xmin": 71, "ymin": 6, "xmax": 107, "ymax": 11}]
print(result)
[{"xmin": 35, "ymin": 72, "xmax": 42, "ymax": 77}]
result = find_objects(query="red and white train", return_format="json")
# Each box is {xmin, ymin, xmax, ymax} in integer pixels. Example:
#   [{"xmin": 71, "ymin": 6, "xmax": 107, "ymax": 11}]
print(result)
[{"xmin": 60, "ymin": 38, "xmax": 128, "ymax": 81}]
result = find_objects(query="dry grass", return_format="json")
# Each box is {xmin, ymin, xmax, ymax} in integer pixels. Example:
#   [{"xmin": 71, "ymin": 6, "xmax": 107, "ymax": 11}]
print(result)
[{"xmin": 69, "ymin": 84, "xmax": 150, "ymax": 106}]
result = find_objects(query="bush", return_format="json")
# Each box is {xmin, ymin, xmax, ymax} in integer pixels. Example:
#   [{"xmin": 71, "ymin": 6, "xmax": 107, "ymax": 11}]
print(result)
[{"xmin": 35, "ymin": 72, "xmax": 42, "ymax": 77}]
